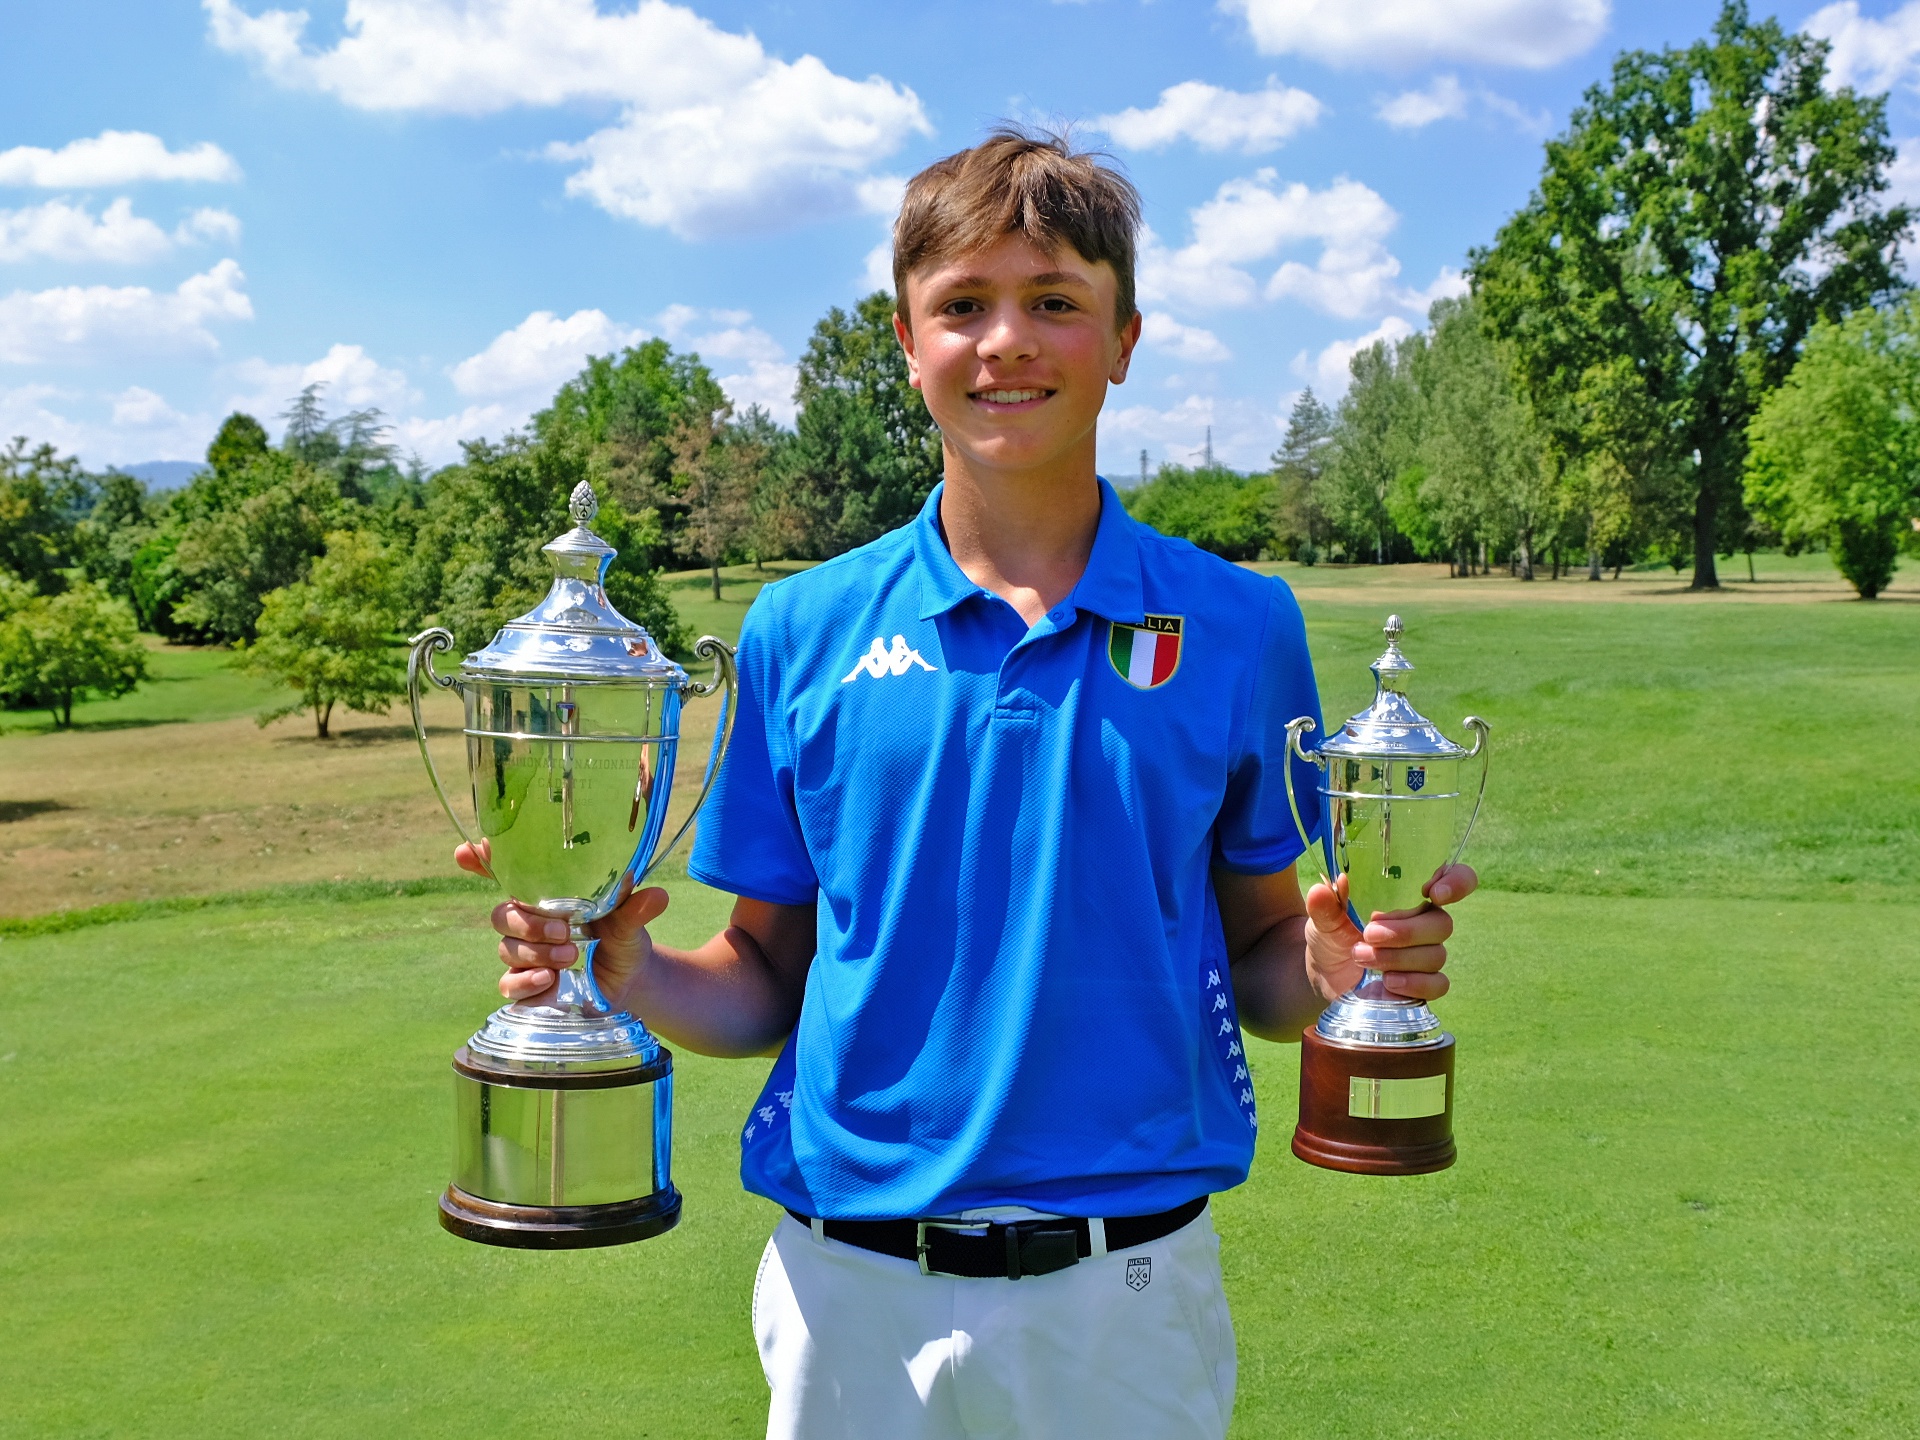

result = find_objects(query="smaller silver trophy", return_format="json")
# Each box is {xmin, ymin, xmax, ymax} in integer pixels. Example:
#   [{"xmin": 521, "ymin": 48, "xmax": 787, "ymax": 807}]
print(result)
[
  {"xmin": 407, "ymin": 481, "xmax": 736, "ymax": 1247},
  {"xmin": 1284, "ymin": 616, "xmax": 1488, "ymax": 1175}
]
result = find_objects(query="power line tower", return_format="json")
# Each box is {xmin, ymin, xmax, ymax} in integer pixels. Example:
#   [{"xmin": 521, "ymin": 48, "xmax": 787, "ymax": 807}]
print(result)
[
  {"xmin": 1139, "ymin": 448, "xmax": 1149, "ymax": 486},
  {"xmin": 1203, "ymin": 426, "xmax": 1214, "ymax": 469}
]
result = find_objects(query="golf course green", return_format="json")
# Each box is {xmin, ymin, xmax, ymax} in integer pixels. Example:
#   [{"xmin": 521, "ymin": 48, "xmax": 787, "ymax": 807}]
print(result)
[{"xmin": 1, "ymin": 557, "xmax": 1914, "ymax": 1437}]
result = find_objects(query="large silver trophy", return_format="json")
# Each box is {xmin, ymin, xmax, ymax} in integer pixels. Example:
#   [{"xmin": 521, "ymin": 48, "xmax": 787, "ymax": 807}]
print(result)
[
  {"xmin": 1284, "ymin": 616, "xmax": 1488, "ymax": 1175},
  {"xmin": 407, "ymin": 481, "xmax": 736, "ymax": 1247}
]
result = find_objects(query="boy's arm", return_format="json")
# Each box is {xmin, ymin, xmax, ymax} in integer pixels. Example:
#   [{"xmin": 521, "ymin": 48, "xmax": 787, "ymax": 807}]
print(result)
[
  {"xmin": 458, "ymin": 843, "xmax": 815, "ymax": 1059},
  {"xmin": 1216, "ymin": 862, "xmax": 1475, "ymax": 1044}
]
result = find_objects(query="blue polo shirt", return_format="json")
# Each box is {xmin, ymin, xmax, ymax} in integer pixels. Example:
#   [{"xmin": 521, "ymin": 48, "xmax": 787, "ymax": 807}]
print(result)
[{"xmin": 688, "ymin": 478, "xmax": 1323, "ymax": 1220}]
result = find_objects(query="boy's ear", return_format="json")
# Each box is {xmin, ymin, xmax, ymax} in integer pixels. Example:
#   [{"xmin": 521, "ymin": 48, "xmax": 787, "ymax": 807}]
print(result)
[
  {"xmin": 1110, "ymin": 309, "xmax": 1144, "ymax": 386},
  {"xmin": 893, "ymin": 308, "xmax": 923, "ymax": 390}
]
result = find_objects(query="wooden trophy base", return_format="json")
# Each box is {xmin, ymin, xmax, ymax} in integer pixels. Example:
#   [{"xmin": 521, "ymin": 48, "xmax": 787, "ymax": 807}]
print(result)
[{"xmin": 1292, "ymin": 1028, "xmax": 1456, "ymax": 1176}]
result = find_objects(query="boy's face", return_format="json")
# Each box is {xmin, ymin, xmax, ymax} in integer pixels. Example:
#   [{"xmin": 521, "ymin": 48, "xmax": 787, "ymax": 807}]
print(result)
[{"xmin": 894, "ymin": 234, "xmax": 1141, "ymax": 482}]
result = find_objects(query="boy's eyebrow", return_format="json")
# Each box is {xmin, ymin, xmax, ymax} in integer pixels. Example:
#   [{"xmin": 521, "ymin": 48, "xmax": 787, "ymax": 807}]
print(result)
[{"xmin": 933, "ymin": 269, "xmax": 1096, "ymax": 292}]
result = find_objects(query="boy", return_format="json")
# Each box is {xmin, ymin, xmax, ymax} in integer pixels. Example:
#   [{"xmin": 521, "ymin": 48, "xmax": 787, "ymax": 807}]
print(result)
[{"xmin": 464, "ymin": 128, "xmax": 1471, "ymax": 1440}]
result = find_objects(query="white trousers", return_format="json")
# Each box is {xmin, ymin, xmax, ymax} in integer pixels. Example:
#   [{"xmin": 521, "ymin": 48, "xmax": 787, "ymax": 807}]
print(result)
[{"xmin": 752, "ymin": 1208, "xmax": 1236, "ymax": 1440}]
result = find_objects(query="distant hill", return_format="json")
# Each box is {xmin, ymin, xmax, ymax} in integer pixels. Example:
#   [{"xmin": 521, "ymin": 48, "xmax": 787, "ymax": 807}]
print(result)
[{"xmin": 115, "ymin": 460, "xmax": 202, "ymax": 491}]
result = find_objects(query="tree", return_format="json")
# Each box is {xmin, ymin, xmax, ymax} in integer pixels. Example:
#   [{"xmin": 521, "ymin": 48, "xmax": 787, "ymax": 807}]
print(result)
[
  {"xmin": 1122, "ymin": 465, "xmax": 1276, "ymax": 560},
  {"xmin": 783, "ymin": 293, "xmax": 942, "ymax": 554},
  {"xmin": 1271, "ymin": 389, "xmax": 1333, "ymax": 560},
  {"xmin": 0, "ymin": 580, "xmax": 148, "ymax": 727},
  {"xmin": 0, "ymin": 437, "xmax": 89, "ymax": 593},
  {"xmin": 1473, "ymin": 2, "xmax": 1911, "ymax": 589},
  {"xmin": 1407, "ymin": 298, "xmax": 1558, "ymax": 578},
  {"xmin": 207, "ymin": 411, "xmax": 269, "ymax": 482},
  {"xmin": 670, "ymin": 403, "xmax": 764, "ymax": 599},
  {"xmin": 1745, "ymin": 298, "xmax": 1920, "ymax": 598},
  {"xmin": 242, "ymin": 529, "xmax": 406, "ymax": 738},
  {"xmin": 1322, "ymin": 335, "xmax": 1422, "ymax": 563},
  {"xmin": 170, "ymin": 451, "xmax": 341, "ymax": 642}
]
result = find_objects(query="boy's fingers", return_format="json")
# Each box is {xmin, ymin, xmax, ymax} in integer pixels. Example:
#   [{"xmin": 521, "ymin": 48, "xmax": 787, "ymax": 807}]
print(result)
[
  {"xmin": 594, "ymin": 886, "xmax": 670, "ymax": 943},
  {"xmin": 1426, "ymin": 864, "xmax": 1477, "ymax": 907},
  {"xmin": 1382, "ymin": 971, "xmax": 1449, "ymax": 1001},
  {"xmin": 493, "ymin": 902, "xmax": 573, "ymax": 943},
  {"xmin": 499, "ymin": 936, "xmax": 577, "ymax": 970},
  {"xmin": 500, "ymin": 967, "xmax": 555, "ymax": 1000},
  {"xmin": 1362, "ymin": 907, "xmax": 1453, "ymax": 949},
  {"xmin": 1351, "ymin": 941, "xmax": 1448, "ymax": 974},
  {"xmin": 454, "ymin": 840, "xmax": 494, "ymax": 877},
  {"xmin": 1305, "ymin": 881, "xmax": 1359, "ymax": 941}
]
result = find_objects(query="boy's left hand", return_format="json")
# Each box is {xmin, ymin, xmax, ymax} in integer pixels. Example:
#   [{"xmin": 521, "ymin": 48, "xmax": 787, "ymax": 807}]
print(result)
[{"xmin": 1303, "ymin": 864, "xmax": 1477, "ymax": 1003}]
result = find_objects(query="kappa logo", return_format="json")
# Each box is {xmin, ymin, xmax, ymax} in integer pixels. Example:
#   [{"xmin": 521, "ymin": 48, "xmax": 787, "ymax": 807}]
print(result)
[
  {"xmin": 841, "ymin": 634, "xmax": 937, "ymax": 683},
  {"xmin": 1126, "ymin": 1256, "xmax": 1152, "ymax": 1292}
]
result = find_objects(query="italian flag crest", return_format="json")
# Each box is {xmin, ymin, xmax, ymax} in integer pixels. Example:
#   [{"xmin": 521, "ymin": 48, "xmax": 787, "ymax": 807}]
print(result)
[{"xmin": 1109, "ymin": 614, "xmax": 1184, "ymax": 689}]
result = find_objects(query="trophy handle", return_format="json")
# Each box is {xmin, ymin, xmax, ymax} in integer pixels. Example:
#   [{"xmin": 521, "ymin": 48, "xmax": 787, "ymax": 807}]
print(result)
[
  {"xmin": 640, "ymin": 635, "xmax": 738, "ymax": 881},
  {"xmin": 1283, "ymin": 716, "xmax": 1332, "ymax": 887},
  {"xmin": 407, "ymin": 627, "xmax": 491, "ymax": 878},
  {"xmin": 1447, "ymin": 715, "xmax": 1492, "ymax": 870}
]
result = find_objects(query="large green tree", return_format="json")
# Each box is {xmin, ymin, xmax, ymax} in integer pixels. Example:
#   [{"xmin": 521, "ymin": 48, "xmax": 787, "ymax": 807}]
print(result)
[
  {"xmin": 1122, "ymin": 464, "xmax": 1277, "ymax": 560},
  {"xmin": 243, "ymin": 529, "xmax": 406, "ymax": 737},
  {"xmin": 1745, "ymin": 297, "xmax": 1920, "ymax": 598},
  {"xmin": 0, "ymin": 438, "xmax": 89, "ymax": 593},
  {"xmin": 1472, "ymin": 2, "xmax": 1910, "ymax": 589},
  {"xmin": 780, "ymin": 293, "xmax": 942, "ymax": 555},
  {"xmin": 1270, "ymin": 388, "xmax": 1333, "ymax": 560},
  {"xmin": 1322, "ymin": 335, "xmax": 1423, "ymax": 563},
  {"xmin": 0, "ymin": 580, "xmax": 149, "ymax": 727}
]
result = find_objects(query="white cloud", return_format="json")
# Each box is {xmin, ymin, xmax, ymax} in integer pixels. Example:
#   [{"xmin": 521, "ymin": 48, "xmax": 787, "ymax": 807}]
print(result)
[
  {"xmin": 203, "ymin": 0, "xmax": 929, "ymax": 238},
  {"xmin": 1377, "ymin": 75, "xmax": 1551, "ymax": 131},
  {"xmin": 1378, "ymin": 76, "xmax": 1470, "ymax": 128},
  {"xmin": 0, "ymin": 260, "xmax": 252, "ymax": 364},
  {"xmin": 450, "ymin": 308, "xmax": 647, "ymax": 400},
  {"xmin": 110, "ymin": 385, "xmax": 186, "ymax": 427},
  {"xmin": 1404, "ymin": 266, "xmax": 1470, "ymax": 312},
  {"xmin": 0, "ymin": 130, "xmax": 241, "ymax": 187},
  {"xmin": 0, "ymin": 198, "xmax": 243, "ymax": 265},
  {"xmin": 1885, "ymin": 136, "xmax": 1920, "ymax": 207},
  {"xmin": 0, "ymin": 382, "xmax": 221, "ymax": 465},
  {"xmin": 1296, "ymin": 315, "xmax": 1416, "ymax": 392},
  {"xmin": 1139, "ymin": 171, "xmax": 1405, "ymax": 317},
  {"xmin": 1223, "ymin": 0, "xmax": 1609, "ymax": 70},
  {"xmin": 1099, "ymin": 391, "xmax": 1288, "ymax": 474},
  {"xmin": 656, "ymin": 305, "xmax": 797, "ymax": 422},
  {"xmin": 1807, "ymin": 2, "xmax": 1920, "ymax": 94},
  {"xmin": 1142, "ymin": 311, "xmax": 1231, "ymax": 362},
  {"xmin": 1096, "ymin": 79, "xmax": 1323, "ymax": 153},
  {"xmin": 227, "ymin": 342, "xmax": 418, "ymax": 419}
]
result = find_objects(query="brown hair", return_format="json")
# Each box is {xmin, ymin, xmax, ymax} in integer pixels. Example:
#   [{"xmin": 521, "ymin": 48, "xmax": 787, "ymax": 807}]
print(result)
[{"xmin": 892, "ymin": 126, "xmax": 1142, "ymax": 331}]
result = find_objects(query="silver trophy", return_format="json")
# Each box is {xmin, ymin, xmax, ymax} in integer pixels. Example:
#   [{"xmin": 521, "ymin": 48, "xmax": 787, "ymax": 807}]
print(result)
[
  {"xmin": 407, "ymin": 481, "xmax": 736, "ymax": 1246},
  {"xmin": 1283, "ymin": 615, "xmax": 1489, "ymax": 1174}
]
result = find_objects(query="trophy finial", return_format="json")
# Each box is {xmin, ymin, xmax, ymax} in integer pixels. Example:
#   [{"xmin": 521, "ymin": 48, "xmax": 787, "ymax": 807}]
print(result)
[
  {"xmin": 1384, "ymin": 614, "xmax": 1403, "ymax": 643},
  {"xmin": 569, "ymin": 481, "xmax": 598, "ymax": 528}
]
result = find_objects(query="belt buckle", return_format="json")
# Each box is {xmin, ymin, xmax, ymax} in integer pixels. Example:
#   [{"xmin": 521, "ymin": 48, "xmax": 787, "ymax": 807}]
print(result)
[{"xmin": 915, "ymin": 1219, "xmax": 990, "ymax": 1277}]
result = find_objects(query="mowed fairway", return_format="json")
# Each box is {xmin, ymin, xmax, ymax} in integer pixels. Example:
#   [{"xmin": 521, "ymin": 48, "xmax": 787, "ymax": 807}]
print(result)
[{"xmin": 1, "ymin": 557, "xmax": 1915, "ymax": 1437}]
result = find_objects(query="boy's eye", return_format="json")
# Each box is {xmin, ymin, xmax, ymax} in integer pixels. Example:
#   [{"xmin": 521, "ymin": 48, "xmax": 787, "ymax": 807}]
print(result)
[
  {"xmin": 944, "ymin": 298, "xmax": 984, "ymax": 316},
  {"xmin": 1037, "ymin": 296, "xmax": 1076, "ymax": 313}
]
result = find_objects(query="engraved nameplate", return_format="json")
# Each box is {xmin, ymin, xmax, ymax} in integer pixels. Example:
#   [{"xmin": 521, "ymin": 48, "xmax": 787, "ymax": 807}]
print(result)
[{"xmin": 1348, "ymin": 1073, "xmax": 1448, "ymax": 1120}]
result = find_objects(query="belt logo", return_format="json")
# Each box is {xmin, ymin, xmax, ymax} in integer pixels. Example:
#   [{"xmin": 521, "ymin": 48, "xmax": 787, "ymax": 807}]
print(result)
[
  {"xmin": 842, "ymin": 634, "xmax": 937, "ymax": 683},
  {"xmin": 1126, "ymin": 1256, "xmax": 1152, "ymax": 1291}
]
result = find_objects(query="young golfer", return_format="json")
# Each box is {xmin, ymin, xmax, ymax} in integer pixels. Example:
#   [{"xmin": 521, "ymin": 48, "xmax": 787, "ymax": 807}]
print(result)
[{"xmin": 463, "ymin": 128, "xmax": 1473, "ymax": 1440}]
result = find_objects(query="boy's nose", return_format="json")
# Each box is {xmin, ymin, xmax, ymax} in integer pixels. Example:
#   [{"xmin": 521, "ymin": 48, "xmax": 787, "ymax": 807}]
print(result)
[{"xmin": 978, "ymin": 309, "xmax": 1039, "ymax": 362}]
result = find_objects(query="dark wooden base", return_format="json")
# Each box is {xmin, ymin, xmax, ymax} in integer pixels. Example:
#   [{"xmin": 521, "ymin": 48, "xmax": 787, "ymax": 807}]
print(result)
[
  {"xmin": 1292, "ymin": 1028, "xmax": 1456, "ymax": 1176},
  {"xmin": 439, "ymin": 1184, "xmax": 682, "ymax": 1250}
]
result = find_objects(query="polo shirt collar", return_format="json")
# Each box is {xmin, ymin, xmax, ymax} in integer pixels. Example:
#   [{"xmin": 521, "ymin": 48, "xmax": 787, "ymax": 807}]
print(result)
[{"xmin": 912, "ymin": 477, "xmax": 1145, "ymax": 624}]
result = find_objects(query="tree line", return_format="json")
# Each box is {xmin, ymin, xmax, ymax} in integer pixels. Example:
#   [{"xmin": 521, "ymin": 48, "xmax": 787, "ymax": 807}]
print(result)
[
  {"xmin": 1130, "ymin": 3, "xmax": 1920, "ymax": 599},
  {"xmin": 5, "ymin": 4, "xmax": 1918, "ymax": 734}
]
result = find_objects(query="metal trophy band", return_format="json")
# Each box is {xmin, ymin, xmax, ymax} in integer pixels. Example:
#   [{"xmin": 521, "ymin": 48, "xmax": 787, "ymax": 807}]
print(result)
[
  {"xmin": 406, "ymin": 480, "xmax": 736, "ymax": 1248},
  {"xmin": 406, "ymin": 497, "xmax": 1486, "ymax": 1245},
  {"xmin": 1285, "ymin": 616, "xmax": 1490, "ymax": 1175}
]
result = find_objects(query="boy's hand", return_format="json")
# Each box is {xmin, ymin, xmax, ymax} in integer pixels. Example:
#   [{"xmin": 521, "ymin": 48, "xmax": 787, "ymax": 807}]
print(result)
[
  {"xmin": 1302, "ymin": 864, "xmax": 1476, "ymax": 1004},
  {"xmin": 454, "ymin": 842, "xmax": 669, "ymax": 1007}
]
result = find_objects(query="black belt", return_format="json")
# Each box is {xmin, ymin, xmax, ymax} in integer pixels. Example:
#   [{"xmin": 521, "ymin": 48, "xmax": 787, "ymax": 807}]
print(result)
[{"xmin": 785, "ymin": 1197, "xmax": 1207, "ymax": 1279}]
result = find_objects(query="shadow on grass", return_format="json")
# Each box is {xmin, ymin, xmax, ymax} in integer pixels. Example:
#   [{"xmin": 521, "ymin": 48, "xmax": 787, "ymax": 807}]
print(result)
[
  {"xmin": 0, "ymin": 872, "xmax": 495, "ymax": 938},
  {"xmin": 0, "ymin": 799, "xmax": 73, "ymax": 823}
]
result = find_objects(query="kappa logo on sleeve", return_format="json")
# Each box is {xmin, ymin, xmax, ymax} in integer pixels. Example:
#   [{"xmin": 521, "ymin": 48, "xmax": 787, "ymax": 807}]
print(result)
[
  {"xmin": 1108, "ymin": 615, "xmax": 1183, "ymax": 690},
  {"xmin": 1126, "ymin": 1256, "xmax": 1152, "ymax": 1291},
  {"xmin": 841, "ymin": 634, "xmax": 937, "ymax": 683}
]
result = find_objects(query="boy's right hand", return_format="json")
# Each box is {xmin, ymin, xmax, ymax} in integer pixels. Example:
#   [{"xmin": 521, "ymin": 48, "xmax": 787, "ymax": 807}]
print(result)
[{"xmin": 454, "ymin": 842, "xmax": 669, "ymax": 1007}]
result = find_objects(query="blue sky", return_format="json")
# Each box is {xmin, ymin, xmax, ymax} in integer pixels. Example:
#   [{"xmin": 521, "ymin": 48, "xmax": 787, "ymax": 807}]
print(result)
[{"xmin": 4, "ymin": 0, "xmax": 1918, "ymax": 477}]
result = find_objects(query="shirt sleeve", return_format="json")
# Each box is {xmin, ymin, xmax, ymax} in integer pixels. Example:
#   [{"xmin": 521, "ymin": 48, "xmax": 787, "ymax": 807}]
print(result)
[
  {"xmin": 1213, "ymin": 579, "xmax": 1325, "ymax": 876},
  {"xmin": 687, "ymin": 592, "xmax": 819, "ymax": 906}
]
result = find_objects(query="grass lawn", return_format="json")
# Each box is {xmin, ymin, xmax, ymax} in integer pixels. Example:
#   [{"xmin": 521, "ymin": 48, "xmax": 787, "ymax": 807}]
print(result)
[{"xmin": 1, "ymin": 558, "xmax": 1916, "ymax": 1435}]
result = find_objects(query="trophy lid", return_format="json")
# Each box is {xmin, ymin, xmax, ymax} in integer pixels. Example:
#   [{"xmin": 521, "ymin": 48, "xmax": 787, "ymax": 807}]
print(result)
[
  {"xmin": 460, "ymin": 481, "xmax": 687, "ymax": 684},
  {"xmin": 1317, "ymin": 615, "xmax": 1468, "ymax": 760}
]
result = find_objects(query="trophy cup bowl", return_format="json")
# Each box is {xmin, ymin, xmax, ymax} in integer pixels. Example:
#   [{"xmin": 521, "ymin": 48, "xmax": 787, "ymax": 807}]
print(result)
[
  {"xmin": 407, "ymin": 480, "xmax": 737, "ymax": 1247},
  {"xmin": 1284, "ymin": 615, "xmax": 1489, "ymax": 1176}
]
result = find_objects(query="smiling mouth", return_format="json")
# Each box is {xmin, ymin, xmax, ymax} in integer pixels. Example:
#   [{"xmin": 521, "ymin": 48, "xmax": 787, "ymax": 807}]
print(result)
[{"xmin": 970, "ymin": 388, "xmax": 1054, "ymax": 405}]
